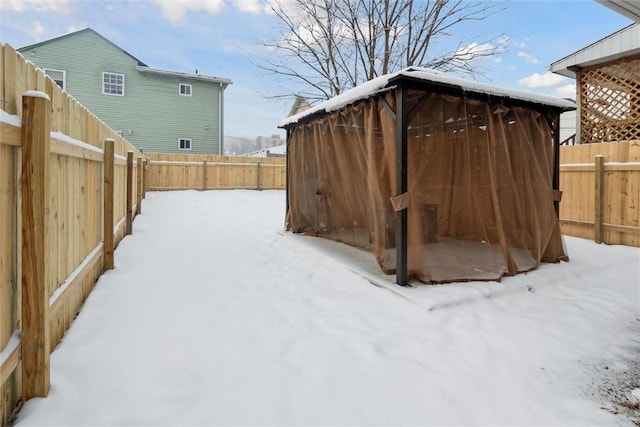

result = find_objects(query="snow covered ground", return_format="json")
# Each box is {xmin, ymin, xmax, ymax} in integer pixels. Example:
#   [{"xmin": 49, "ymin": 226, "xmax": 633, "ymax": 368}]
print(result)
[{"xmin": 15, "ymin": 190, "xmax": 640, "ymax": 426}]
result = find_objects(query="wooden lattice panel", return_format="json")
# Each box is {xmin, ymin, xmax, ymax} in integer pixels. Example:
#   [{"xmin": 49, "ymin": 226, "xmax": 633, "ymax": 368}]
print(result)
[{"xmin": 579, "ymin": 56, "xmax": 640, "ymax": 143}]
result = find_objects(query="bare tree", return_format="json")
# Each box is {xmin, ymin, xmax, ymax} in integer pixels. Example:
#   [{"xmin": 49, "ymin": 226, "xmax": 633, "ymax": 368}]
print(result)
[{"xmin": 260, "ymin": 0, "xmax": 505, "ymax": 102}]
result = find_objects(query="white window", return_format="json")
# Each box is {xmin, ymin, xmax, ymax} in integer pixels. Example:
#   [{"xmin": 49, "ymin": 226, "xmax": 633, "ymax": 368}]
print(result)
[
  {"xmin": 179, "ymin": 83, "xmax": 192, "ymax": 96},
  {"xmin": 178, "ymin": 138, "xmax": 192, "ymax": 150},
  {"xmin": 44, "ymin": 68, "xmax": 66, "ymax": 90},
  {"xmin": 102, "ymin": 72, "xmax": 124, "ymax": 96}
]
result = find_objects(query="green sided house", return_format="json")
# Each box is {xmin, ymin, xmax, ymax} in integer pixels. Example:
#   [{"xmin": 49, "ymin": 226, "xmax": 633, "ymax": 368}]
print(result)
[{"xmin": 18, "ymin": 28, "xmax": 232, "ymax": 155}]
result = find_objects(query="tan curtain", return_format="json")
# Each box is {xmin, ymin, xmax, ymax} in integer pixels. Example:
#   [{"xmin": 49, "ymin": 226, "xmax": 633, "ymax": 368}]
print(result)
[{"xmin": 286, "ymin": 90, "xmax": 567, "ymax": 283}]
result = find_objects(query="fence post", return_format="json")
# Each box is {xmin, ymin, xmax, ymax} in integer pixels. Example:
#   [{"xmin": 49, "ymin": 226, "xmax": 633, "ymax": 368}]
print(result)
[
  {"xmin": 21, "ymin": 91, "xmax": 51, "ymax": 399},
  {"xmin": 203, "ymin": 160, "xmax": 207, "ymax": 190},
  {"xmin": 136, "ymin": 156, "xmax": 143, "ymax": 215},
  {"xmin": 103, "ymin": 139, "xmax": 115, "ymax": 270},
  {"xmin": 595, "ymin": 155, "xmax": 605, "ymax": 244},
  {"xmin": 142, "ymin": 159, "xmax": 147, "ymax": 199},
  {"xmin": 256, "ymin": 162, "xmax": 261, "ymax": 190},
  {"xmin": 126, "ymin": 151, "xmax": 133, "ymax": 235}
]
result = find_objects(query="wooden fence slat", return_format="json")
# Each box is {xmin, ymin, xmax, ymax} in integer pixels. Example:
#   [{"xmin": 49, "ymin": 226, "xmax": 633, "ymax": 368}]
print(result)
[
  {"xmin": 142, "ymin": 160, "xmax": 147, "ymax": 198},
  {"xmin": 256, "ymin": 162, "xmax": 261, "ymax": 190},
  {"xmin": 595, "ymin": 155, "xmax": 604, "ymax": 243},
  {"xmin": 126, "ymin": 151, "xmax": 133, "ymax": 236},
  {"xmin": 3, "ymin": 44, "xmax": 17, "ymax": 115},
  {"xmin": 21, "ymin": 92, "xmax": 51, "ymax": 399},
  {"xmin": 203, "ymin": 160, "xmax": 207, "ymax": 190},
  {"xmin": 0, "ymin": 142, "xmax": 16, "ymax": 356},
  {"xmin": 104, "ymin": 139, "xmax": 115, "ymax": 270},
  {"xmin": 0, "ymin": 43, "xmax": 5, "ymax": 112},
  {"xmin": 136, "ymin": 156, "xmax": 143, "ymax": 215},
  {"xmin": 49, "ymin": 154, "xmax": 59, "ymax": 297}
]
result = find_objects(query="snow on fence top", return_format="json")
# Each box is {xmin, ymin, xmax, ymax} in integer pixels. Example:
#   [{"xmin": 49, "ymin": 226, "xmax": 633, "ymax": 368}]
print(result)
[
  {"xmin": 23, "ymin": 90, "xmax": 51, "ymax": 101},
  {"xmin": 280, "ymin": 67, "xmax": 577, "ymax": 128}
]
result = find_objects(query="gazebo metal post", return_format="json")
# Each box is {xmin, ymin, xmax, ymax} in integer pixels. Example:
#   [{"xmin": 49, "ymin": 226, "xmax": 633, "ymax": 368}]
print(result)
[
  {"xmin": 552, "ymin": 113, "xmax": 561, "ymax": 213},
  {"xmin": 395, "ymin": 85, "xmax": 409, "ymax": 286},
  {"xmin": 285, "ymin": 128, "xmax": 291, "ymax": 218}
]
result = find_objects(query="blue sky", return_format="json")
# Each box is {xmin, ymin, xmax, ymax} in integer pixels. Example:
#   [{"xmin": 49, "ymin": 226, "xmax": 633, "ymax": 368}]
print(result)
[{"xmin": 0, "ymin": 0, "xmax": 633, "ymax": 139}]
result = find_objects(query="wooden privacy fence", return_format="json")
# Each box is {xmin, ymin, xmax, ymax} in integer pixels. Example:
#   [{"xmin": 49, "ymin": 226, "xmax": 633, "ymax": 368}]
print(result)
[
  {"xmin": 559, "ymin": 140, "xmax": 640, "ymax": 246},
  {"xmin": 0, "ymin": 43, "xmax": 145, "ymax": 423},
  {"xmin": 146, "ymin": 152, "xmax": 286, "ymax": 191}
]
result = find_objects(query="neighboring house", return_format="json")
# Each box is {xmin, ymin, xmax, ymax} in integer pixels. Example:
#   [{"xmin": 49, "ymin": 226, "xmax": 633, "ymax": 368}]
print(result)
[
  {"xmin": 549, "ymin": 19, "xmax": 639, "ymax": 144},
  {"xmin": 558, "ymin": 110, "xmax": 577, "ymax": 144},
  {"xmin": 18, "ymin": 28, "xmax": 232, "ymax": 155},
  {"xmin": 288, "ymin": 95, "xmax": 312, "ymax": 117}
]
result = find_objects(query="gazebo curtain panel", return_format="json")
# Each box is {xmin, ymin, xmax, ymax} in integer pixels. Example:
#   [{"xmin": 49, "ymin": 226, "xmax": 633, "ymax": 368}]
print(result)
[{"xmin": 286, "ymin": 90, "xmax": 567, "ymax": 283}]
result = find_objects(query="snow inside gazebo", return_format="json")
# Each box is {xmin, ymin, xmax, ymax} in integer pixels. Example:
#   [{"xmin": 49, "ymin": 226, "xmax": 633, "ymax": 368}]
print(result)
[{"xmin": 280, "ymin": 67, "xmax": 576, "ymax": 285}]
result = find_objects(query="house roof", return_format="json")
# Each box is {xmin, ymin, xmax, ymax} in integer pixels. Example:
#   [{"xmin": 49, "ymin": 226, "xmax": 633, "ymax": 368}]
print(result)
[
  {"xmin": 18, "ymin": 28, "xmax": 148, "ymax": 67},
  {"xmin": 288, "ymin": 96, "xmax": 312, "ymax": 117},
  {"xmin": 549, "ymin": 23, "xmax": 640, "ymax": 78},
  {"xmin": 280, "ymin": 67, "xmax": 576, "ymax": 129},
  {"xmin": 18, "ymin": 28, "xmax": 232, "ymax": 87},
  {"xmin": 136, "ymin": 67, "xmax": 232, "ymax": 87},
  {"xmin": 596, "ymin": 0, "xmax": 640, "ymax": 22}
]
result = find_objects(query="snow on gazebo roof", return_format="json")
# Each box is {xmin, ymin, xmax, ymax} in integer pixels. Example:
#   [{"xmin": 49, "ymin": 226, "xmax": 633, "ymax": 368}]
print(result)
[{"xmin": 280, "ymin": 67, "xmax": 576, "ymax": 128}]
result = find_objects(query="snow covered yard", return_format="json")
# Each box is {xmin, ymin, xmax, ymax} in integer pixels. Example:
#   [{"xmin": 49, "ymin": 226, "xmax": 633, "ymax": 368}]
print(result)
[{"xmin": 15, "ymin": 190, "xmax": 640, "ymax": 426}]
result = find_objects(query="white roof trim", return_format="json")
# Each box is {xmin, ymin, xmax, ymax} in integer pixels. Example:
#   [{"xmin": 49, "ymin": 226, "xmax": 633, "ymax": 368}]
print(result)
[
  {"xmin": 596, "ymin": 0, "xmax": 640, "ymax": 22},
  {"xmin": 549, "ymin": 23, "xmax": 640, "ymax": 78},
  {"xmin": 280, "ymin": 67, "xmax": 576, "ymax": 128},
  {"xmin": 136, "ymin": 66, "xmax": 232, "ymax": 86}
]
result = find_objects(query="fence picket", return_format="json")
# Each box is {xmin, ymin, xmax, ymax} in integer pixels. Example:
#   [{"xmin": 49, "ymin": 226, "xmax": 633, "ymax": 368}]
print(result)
[{"xmin": 21, "ymin": 92, "xmax": 51, "ymax": 399}]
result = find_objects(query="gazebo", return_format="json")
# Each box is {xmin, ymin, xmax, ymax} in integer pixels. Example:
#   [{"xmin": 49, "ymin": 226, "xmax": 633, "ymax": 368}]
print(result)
[{"xmin": 280, "ymin": 67, "xmax": 576, "ymax": 285}]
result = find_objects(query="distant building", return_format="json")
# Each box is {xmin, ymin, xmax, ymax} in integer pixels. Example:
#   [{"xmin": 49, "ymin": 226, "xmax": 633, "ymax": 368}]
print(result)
[
  {"xmin": 224, "ymin": 135, "xmax": 256, "ymax": 156},
  {"xmin": 223, "ymin": 134, "xmax": 284, "ymax": 155},
  {"xmin": 256, "ymin": 134, "xmax": 284, "ymax": 150},
  {"xmin": 18, "ymin": 28, "xmax": 232, "ymax": 154},
  {"xmin": 243, "ymin": 144, "xmax": 286, "ymax": 158}
]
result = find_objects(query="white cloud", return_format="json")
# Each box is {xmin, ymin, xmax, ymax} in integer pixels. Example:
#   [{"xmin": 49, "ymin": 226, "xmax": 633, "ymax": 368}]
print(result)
[
  {"xmin": 263, "ymin": 0, "xmax": 300, "ymax": 16},
  {"xmin": 555, "ymin": 83, "xmax": 576, "ymax": 99},
  {"xmin": 0, "ymin": 0, "xmax": 72, "ymax": 13},
  {"xmin": 30, "ymin": 21, "xmax": 47, "ymax": 41},
  {"xmin": 519, "ymin": 71, "xmax": 568, "ymax": 89},
  {"xmin": 494, "ymin": 57, "xmax": 503, "ymax": 64},
  {"xmin": 151, "ymin": 0, "xmax": 226, "ymax": 24},
  {"xmin": 235, "ymin": 0, "xmax": 268, "ymax": 14},
  {"xmin": 516, "ymin": 51, "xmax": 539, "ymax": 64},
  {"xmin": 454, "ymin": 42, "xmax": 495, "ymax": 62}
]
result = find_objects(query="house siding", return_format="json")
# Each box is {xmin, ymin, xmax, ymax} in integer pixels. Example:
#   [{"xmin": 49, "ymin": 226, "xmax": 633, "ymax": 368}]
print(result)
[
  {"xmin": 133, "ymin": 72, "xmax": 222, "ymax": 154},
  {"xmin": 19, "ymin": 29, "xmax": 224, "ymax": 154}
]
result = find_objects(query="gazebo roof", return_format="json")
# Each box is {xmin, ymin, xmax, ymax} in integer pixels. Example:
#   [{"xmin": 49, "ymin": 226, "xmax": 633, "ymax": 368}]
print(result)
[{"xmin": 280, "ymin": 67, "xmax": 576, "ymax": 129}]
